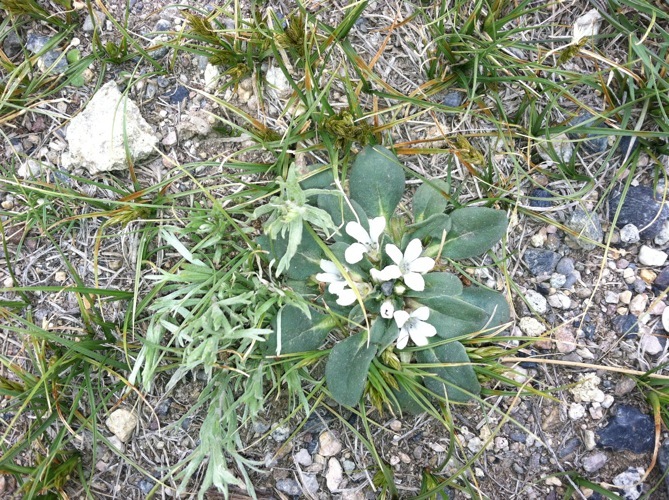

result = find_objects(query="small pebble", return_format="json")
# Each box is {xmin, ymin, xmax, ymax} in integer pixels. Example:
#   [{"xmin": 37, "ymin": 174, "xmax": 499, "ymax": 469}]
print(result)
[
  {"xmin": 276, "ymin": 478, "xmax": 301, "ymax": 496},
  {"xmin": 326, "ymin": 458, "xmax": 343, "ymax": 492},
  {"xmin": 525, "ymin": 289, "xmax": 548, "ymax": 314},
  {"xmin": 556, "ymin": 257, "xmax": 575, "ymax": 275},
  {"xmin": 620, "ymin": 224, "xmax": 641, "ymax": 244},
  {"xmin": 294, "ymin": 448, "xmax": 312, "ymax": 467},
  {"xmin": 568, "ymin": 403, "xmax": 586, "ymax": 420},
  {"xmin": 582, "ymin": 452, "xmax": 608, "ymax": 472},
  {"xmin": 639, "ymin": 245, "xmax": 668, "ymax": 267},
  {"xmin": 319, "ymin": 431, "xmax": 342, "ymax": 457},
  {"xmin": 629, "ymin": 293, "xmax": 649, "ymax": 315},
  {"xmin": 619, "ymin": 290, "xmax": 632, "ymax": 304},
  {"xmin": 548, "ymin": 292, "xmax": 571, "ymax": 309},
  {"xmin": 519, "ymin": 317, "xmax": 546, "ymax": 336}
]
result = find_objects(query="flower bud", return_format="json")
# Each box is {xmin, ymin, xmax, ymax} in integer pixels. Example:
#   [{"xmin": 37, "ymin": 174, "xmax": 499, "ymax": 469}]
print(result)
[
  {"xmin": 380, "ymin": 300, "xmax": 395, "ymax": 319},
  {"xmin": 394, "ymin": 283, "xmax": 406, "ymax": 295}
]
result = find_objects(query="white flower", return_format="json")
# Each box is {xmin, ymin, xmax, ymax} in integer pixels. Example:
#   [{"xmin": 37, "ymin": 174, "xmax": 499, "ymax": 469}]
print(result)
[
  {"xmin": 380, "ymin": 300, "xmax": 395, "ymax": 319},
  {"xmin": 393, "ymin": 306, "xmax": 437, "ymax": 349},
  {"xmin": 344, "ymin": 216, "xmax": 386, "ymax": 264},
  {"xmin": 315, "ymin": 259, "xmax": 361, "ymax": 306},
  {"xmin": 371, "ymin": 239, "xmax": 435, "ymax": 291}
]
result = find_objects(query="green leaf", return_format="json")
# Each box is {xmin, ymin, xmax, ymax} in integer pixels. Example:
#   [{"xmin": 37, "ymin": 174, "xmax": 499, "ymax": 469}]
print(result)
[
  {"xmin": 413, "ymin": 179, "xmax": 450, "ymax": 222},
  {"xmin": 407, "ymin": 213, "xmax": 452, "ymax": 255},
  {"xmin": 391, "ymin": 382, "xmax": 427, "ymax": 416},
  {"xmin": 258, "ymin": 226, "xmax": 322, "ymax": 280},
  {"xmin": 266, "ymin": 305, "xmax": 335, "ymax": 355},
  {"xmin": 417, "ymin": 341, "xmax": 481, "ymax": 402},
  {"xmin": 425, "ymin": 308, "xmax": 486, "ymax": 340},
  {"xmin": 317, "ymin": 193, "xmax": 368, "ymax": 229},
  {"xmin": 407, "ymin": 272, "xmax": 490, "ymax": 323},
  {"xmin": 349, "ymin": 145, "xmax": 405, "ymax": 219},
  {"xmin": 460, "ymin": 287, "xmax": 510, "ymax": 332},
  {"xmin": 442, "ymin": 207, "xmax": 508, "ymax": 260},
  {"xmin": 298, "ymin": 164, "xmax": 335, "ymax": 194},
  {"xmin": 370, "ymin": 318, "xmax": 400, "ymax": 351},
  {"xmin": 325, "ymin": 332, "xmax": 378, "ymax": 406}
]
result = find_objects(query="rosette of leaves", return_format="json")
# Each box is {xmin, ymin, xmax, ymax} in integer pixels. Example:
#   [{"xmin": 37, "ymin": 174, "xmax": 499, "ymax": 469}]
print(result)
[{"xmin": 259, "ymin": 145, "xmax": 509, "ymax": 412}]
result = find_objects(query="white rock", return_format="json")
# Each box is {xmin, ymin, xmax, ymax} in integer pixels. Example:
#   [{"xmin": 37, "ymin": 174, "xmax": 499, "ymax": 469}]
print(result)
[
  {"xmin": 619, "ymin": 224, "xmax": 640, "ymax": 244},
  {"xmin": 265, "ymin": 65, "xmax": 291, "ymax": 97},
  {"xmin": 548, "ymin": 292, "xmax": 571, "ymax": 309},
  {"xmin": 583, "ymin": 430, "xmax": 596, "ymax": 450},
  {"xmin": 530, "ymin": 233, "xmax": 546, "ymax": 247},
  {"xmin": 17, "ymin": 158, "xmax": 44, "ymax": 178},
  {"xmin": 568, "ymin": 403, "xmax": 586, "ymax": 420},
  {"xmin": 467, "ymin": 437, "xmax": 483, "ymax": 453},
  {"xmin": 519, "ymin": 317, "xmax": 546, "ymax": 336},
  {"xmin": 572, "ymin": 9, "xmax": 603, "ymax": 43},
  {"xmin": 203, "ymin": 63, "xmax": 221, "ymax": 92},
  {"xmin": 629, "ymin": 293, "xmax": 648, "ymax": 315},
  {"xmin": 106, "ymin": 408, "xmax": 138, "ymax": 443},
  {"xmin": 623, "ymin": 268, "xmax": 636, "ymax": 284},
  {"xmin": 639, "ymin": 245, "xmax": 668, "ymax": 267},
  {"xmin": 602, "ymin": 394, "xmax": 615, "ymax": 409},
  {"xmin": 525, "ymin": 289, "xmax": 548, "ymax": 314},
  {"xmin": 639, "ymin": 332, "xmax": 664, "ymax": 355},
  {"xmin": 62, "ymin": 82, "xmax": 158, "ymax": 174},
  {"xmin": 294, "ymin": 448, "xmax": 312, "ymax": 467},
  {"xmin": 325, "ymin": 457, "xmax": 343, "ymax": 492},
  {"xmin": 604, "ymin": 290, "xmax": 620, "ymax": 304},
  {"xmin": 570, "ymin": 373, "xmax": 605, "ymax": 403},
  {"xmin": 319, "ymin": 431, "xmax": 342, "ymax": 457},
  {"xmin": 619, "ymin": 290, "xmax": 633, "ymax": 305},
  {"xmin": 176, "ymin": 112, "xmax": 212, "ymax": 141}
]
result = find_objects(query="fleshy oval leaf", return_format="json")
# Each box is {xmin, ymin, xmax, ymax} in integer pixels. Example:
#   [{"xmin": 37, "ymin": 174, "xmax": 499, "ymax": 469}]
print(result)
[
  {"xmin": 413, "ymin": 179, "xmax": 450, "ymax": 222},
  {"xmin": 349, "ymin": 145, "xmax": 405, "ymax": 219},
  {"xmin": 325, "ymin": 331, "xmax": 378, "ymax": 406},
  {"xmin": 417, "ymin": 341, "xmax": 481, "ymax": 402},
  {"xmin": 266, "ymin": 305, "xmax": 334, "ymax": 355},
  {"xmin": 442, "ymin": 207, "xmax": 508, "ymax": 260}
]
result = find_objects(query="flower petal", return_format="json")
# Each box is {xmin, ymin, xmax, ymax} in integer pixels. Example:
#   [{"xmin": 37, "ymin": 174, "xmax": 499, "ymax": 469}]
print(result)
[
  {"xmin": 385, "ymin": 244, "xmax": 404, "ymax": 265},
  {"xmin": 393, "ymin": 310, "xmax": 410, "ymax": 328},
  {"xmin": 396, "ymin": 328, "xmax": 410, "ymax": 349},
  {"xmin": 345, "ymin": 242, "xmax": 367, "ymax": 264},
  {"xmin": 403, "ymin": 272, "xmax": 425, "ymax": 291},
  {"xmin": 412, "ymin": 306, "xmax": 431, "ymax": 321},
  {"xmin": 328, "ymin": 281, "xmax": 348, "ymax": 295},
  {"xmin": 409, "ymin": 321, "xmax": 436, "ymax": 347},
  {"xmin": 372, "ymin": 265, "xmax": 402, "ymax": 282},
  {"xmin": 409, "ymin": 256, "xmax": 435, "ymax": 274},
  {"xmin": 336, "ymin": 288, "xmax": 357, "ymax": 306},
  {"xmin": 380, "ymin": 300, "xmax": 395, "ymax": 319},
  {"xmin": 368, "ymin": 216, "xmax": 386, "ymax": 243},
  {"xmin": 404, "ymin": 238, "xmax": 424, "ymax": 263},
  {"xmin": 320, "ymin": 259, "xmax": 339, "ymax": 274},
  {"xmin": 345, "ymin": 221, "xmax": 371, "ymax": 245}
]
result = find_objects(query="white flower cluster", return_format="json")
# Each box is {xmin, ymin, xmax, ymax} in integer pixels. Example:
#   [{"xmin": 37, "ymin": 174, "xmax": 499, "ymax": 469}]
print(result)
[{"xmin": 316, "ymin": 216, "xmax": 438, "ymax": 349}]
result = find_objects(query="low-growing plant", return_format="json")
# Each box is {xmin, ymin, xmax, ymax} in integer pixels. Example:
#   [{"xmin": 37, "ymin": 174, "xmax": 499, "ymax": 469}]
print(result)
[{"xmin": 259, "ymin": 145, "xmax": 510, "ymax": 412}]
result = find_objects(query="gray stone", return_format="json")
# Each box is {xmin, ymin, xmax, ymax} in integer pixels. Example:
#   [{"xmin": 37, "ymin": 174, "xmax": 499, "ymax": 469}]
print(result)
[
  {"xmin": 612, "ymin": 467, "xmax": 645, "ymax": 500},
  {"xmin": 276, "ymin": 478, "xmax": 301, "ymax": 496},
  {"xmin": 582, "ymin": 452, "xmax": 608, "ymax": 472},
  {"xmin": 608, "ymin": 186, "xmax": 669, "ymax": 239},
  {"xmin": 558, "ymin": 437, "xmax": 581, "ymax": 458},
  {"xmin": 556, "ymin": 257, "xmax": 575, "ymax": 275},
  {"xmin": 524, "ymin": 289, "xmax": 547, "ymax": 314},
  {"xmin": 567, "ymin": 111, "xmax": 610, "ymax": 155},
  {"xmin": 620, "ymin": 223, "xmax": 641, "ymax": 244},
  {"xmin": 529, "ymin": 188, "xmax": 552, "ymax": 208},
  {"xmin": 153, "ymin": 19, "xmax": 172, "ymax": 33},
  {"xmin": 26, "ymin": 33, "xmax": 51, "ymax": 53},
  {"xmin": 62, "ymin": 81, "xmax": 158, "ymax": 174},
  {"xmin": 38, "ymin": 50, "xmax": 68, "ymax": 74},
  {"xmin": 612, "ymin": 314, "xmax": 639, "ymax": 338},
  {"xmin": 658, "ymin": 440, "xmax": 669, "ymax": 497},
  {"xmin": 3, "ymin": 30, "xmax": 22, "ymax": 58},
  {"xmin": 271, "ymin": 423, "xmax": 290, "ymax": 442},
  {"xmin": 83, "ymin": 10, "xmax": 105, "ymax": 32},
  {"xmin": 523, "ymin": 248, "xmax": 561, "ymax": 276},
  {"xmin": 566, "ymin": 207, "xmax": 603, "ymax": 250},
  {"xmin": 302, "ymin": 473, "xmax": 319, "ymax": 494},
  {"xmin": 655, "ymin": 221, "xmax": 669, "ymax": 246},
  {"xmin": 294, "ymin": 448, "xmax": 312, "ymax": 467},
  {"xmin": 640, "ymin": 332, "xmax": 664, "ymax": 356},
  {"xmin": 563, "ymin": 270, "xmax": 580, "ymax": 288},
  {"xmin": 550, "ymin": 273, "xmax": 567, "ymax": 288},
  {"xmin": 441, "ymin": 90, "xmax": 466, "ymax": 107}
]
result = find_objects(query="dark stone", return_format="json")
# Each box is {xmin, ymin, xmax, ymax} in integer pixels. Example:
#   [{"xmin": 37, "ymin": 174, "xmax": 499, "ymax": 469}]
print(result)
[
  {"xmin": 509, "ymin": 432, "xmax": 526, "ymax": 443},
  {"xmin": 658, "ymin": 439, "xmax": 669, "ymax": 496},
  {"xmin": 3, "ymin": 30, "xmax": 22, "ymax": 58},
  {"xmin": 441, "ymin": 90, "xmax": 466, "ymax": 108},
  {"xmin": 633, "ymin": 279, "xmax": 647, "ymax": 294},
  {"xmin": 137, "ymin": 478, "xmax": 155, "ymax": 495},
  {"xmin": 529, "ymin": 188, "xmax": 552, "ymax": 208},
  {"xmin": 558, "ymin": 437, "xmax": 581, "ymax": 458},
  {"xmin": 155, "ymin": 397, "xmax": 172, "ymax": 416},
  {"xmin": 556, "ymin": 257, "xmax": 575, "ymax": 275},
  {"xmin": 523, "ymin": 248, "xmax": 561, "ymax": 277},
  {"xmin": 618, "ymin": 135, "xmax": 639, "ymax": 156},
  {"xmin": 567, "ymin": 111, "xmax": 609, "ymax": 155},
  {"xmin": 611, "ymin": 315, "xmax": 639, "ymax": 339},
  {"xmin": 40, "ymin": 50, "xmax": 68, "ymax": 74},
  {"xmin": 582, "ymin": 323, "xmax": 596, "ymax": 340},
  {"xmin": 153, "ymin": 19, "xmax": 172, "ymax": 33},
  {"xmin": 305, "ymin": 435, "xmax": 318, "ymax": 454},
  {"xmin": 156, "ymin": 76, "xmax": 170, "ymax": 88},
  {"xmin": 608, "ymin": 186, "xmax": 669, "ymax": 239},
  {"xmin": 536, "ymin": 282, "xmax": 551, "ymax": 296},
  {"xmin": 26, "ymin": 33, "xmax": 51, "ymax": 53},
  {"xmin": 563, "ymin": 270, "xmax": 580, "ymax": 288},
  {"xmin": 168, "ymin": 85, "xmax": 189, "ymax": 104},
  {"xmin": 276, "ymin": 478, "xmax": 301, "ymax": 496},
  {"xmin": 653, "ymin": 267, "xmax": 669, "ymax": 293},
  {"xmin": 597, "ymin": 404, "xmax": 654, "ymax": 453}
]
